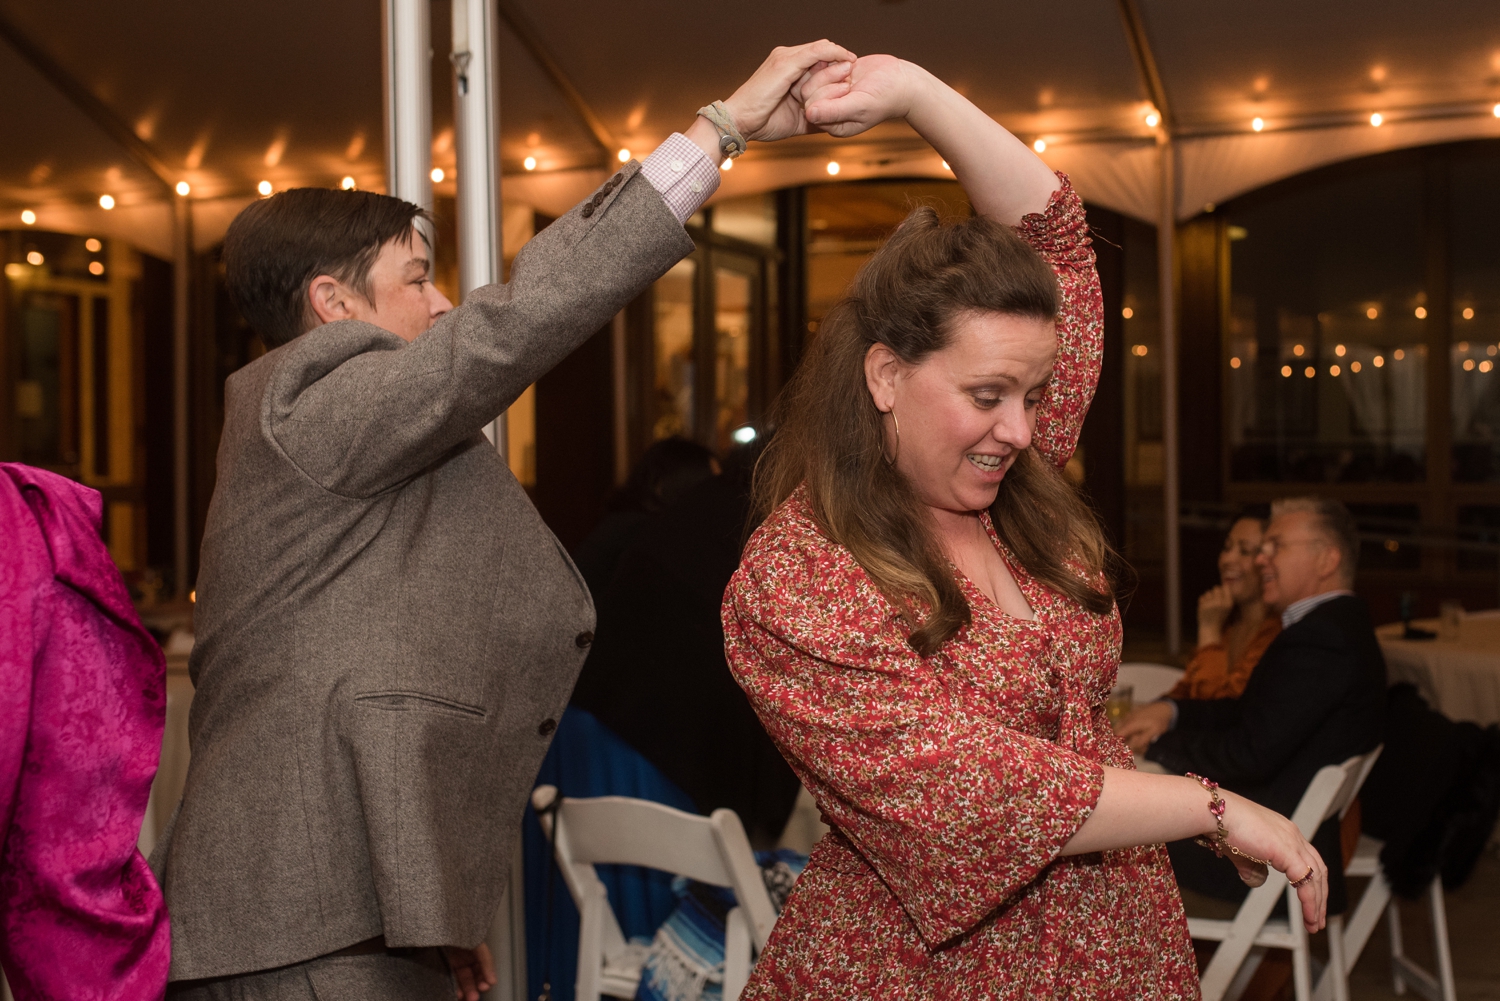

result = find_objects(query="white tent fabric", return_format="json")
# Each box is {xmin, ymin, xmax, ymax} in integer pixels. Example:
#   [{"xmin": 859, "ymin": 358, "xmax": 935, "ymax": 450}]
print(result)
[{"xmin": 3, "ymin": 1, "xmax": 1500, "ymax": 253}]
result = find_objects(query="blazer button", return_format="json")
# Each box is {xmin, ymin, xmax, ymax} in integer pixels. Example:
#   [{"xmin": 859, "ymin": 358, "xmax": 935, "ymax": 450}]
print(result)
[
  {"xmin": 581, "ymin": 204, "xmax": 594, "ymax": 218},
  {"xmin": 575, "ymin": 630, "xmax": 594, "ymax": 648},
  {"xmin": 538, "ymin": 718, "xmax": 557, "ymax": 736}
]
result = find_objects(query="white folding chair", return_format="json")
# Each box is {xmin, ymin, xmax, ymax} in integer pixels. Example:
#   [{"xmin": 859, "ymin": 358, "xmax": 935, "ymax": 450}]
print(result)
[
  {"xmin": 531, "ymin": 785, "xmax": 778, "ymax": 1001},
  {"xmin": 1117, "ymin": 662, "xmax": 1186, "ymax": 704},
  {"xmin": 1189, "ymin": 747, "xmax": 1383, "ymax": 1001},
  {"xmin": 1312, "ymin": 835, "xmax": 1456, "ymax": 1001}
]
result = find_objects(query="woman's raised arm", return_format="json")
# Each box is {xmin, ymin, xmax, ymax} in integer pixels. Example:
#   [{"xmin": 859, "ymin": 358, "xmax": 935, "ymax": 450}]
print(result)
[{"xmin": 805, "ymin": 55, "xmax": 1059, "ymax": 224}]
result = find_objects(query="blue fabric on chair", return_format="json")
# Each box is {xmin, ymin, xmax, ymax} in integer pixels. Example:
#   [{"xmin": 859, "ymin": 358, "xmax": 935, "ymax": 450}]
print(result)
[{"xmin": 525, "ymin": 707, "xmax": 699, "ymax": 1001}]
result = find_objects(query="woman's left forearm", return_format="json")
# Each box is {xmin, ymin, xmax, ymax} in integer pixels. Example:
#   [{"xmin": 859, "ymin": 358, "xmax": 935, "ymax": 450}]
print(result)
[{"xmin": 900, "ymin": 63, "xmax": 1059, "ymax": 225}]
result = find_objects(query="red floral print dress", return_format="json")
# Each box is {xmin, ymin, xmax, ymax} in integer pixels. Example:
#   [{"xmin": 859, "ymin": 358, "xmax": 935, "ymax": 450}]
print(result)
[{"xmin": 721, "ymin": 177, "xmax": 1199, "ymax": 999}]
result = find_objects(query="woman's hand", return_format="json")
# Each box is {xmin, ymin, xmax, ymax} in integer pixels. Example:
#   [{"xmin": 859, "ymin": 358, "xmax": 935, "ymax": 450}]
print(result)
[
  {"xmin": 1218, "ymin": 789, "xmax": 1329, "ymax": 933},
  {"xmin": 803, "ymin": 54, "xmax": 923, "ymax": 138},
  {"xmin": 723, "ymin": 41, "xmax": 857, "ymax": 142},
  {"xmin": 1115, "ymin": 701, "xmax": 1173, "ymax": 754},
  {"xmin": 1197, "ymin": 584, "xmax": 1234, "ymax": 646},
  {"xmin": 444, "ymin": 944, "xmax": 496, "ymax": 1001}
]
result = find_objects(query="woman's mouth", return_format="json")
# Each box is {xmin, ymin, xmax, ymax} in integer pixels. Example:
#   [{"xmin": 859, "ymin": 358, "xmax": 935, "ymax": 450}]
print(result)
[{"xmin": 967, "ymin": 453, "xmax": 1006, "ymax": 473}]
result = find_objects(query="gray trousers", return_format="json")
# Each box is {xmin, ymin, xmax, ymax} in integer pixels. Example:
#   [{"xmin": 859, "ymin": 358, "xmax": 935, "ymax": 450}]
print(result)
[{"xmin": 167, "ymin": 947, "xmax": 452, "ymax": 1001}]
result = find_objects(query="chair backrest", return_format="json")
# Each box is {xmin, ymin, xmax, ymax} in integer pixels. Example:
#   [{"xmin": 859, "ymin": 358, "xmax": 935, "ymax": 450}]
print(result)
[
  {"xmin": 531, "ymin": 785, "xmax": 779, "ymax": 950},
  {"xmin": 1116, "ymin": 662, "xmax": 1186, "ymax": 704},
  {"xmin": 1286, "ymin": 746, "xmax": 1384, "ymax": 838}
]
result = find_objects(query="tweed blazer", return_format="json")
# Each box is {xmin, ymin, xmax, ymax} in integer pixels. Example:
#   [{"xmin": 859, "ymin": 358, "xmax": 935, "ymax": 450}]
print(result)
[{"xmin": 151, "ymin": 162, "xmax": 693, "ymax": 980}]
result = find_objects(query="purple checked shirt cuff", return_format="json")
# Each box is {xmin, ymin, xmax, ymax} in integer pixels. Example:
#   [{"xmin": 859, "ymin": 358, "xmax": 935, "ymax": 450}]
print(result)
[{"xmin": 639, "ymin": 133, "xmax": 721, "ymax": 224}]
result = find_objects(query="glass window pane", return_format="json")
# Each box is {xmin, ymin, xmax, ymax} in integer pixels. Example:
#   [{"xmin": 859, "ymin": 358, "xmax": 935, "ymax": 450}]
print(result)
[
  {"xmin": 652, "ymin": 259, "xmax": 696, "ymax": 440},
  {"xmin": 1225, "ymin": 165, "xmax": 1426, "ymax": 482},
  {"xmin": 712, "ymin": 193, "xmax": 777, "ymax": 247},
  {"xmin": 1450, "ymin": 154, "xmax": 1500, "ymax": 482},
  {"xmin": 714, "ymin": 267, "xmax": 752, "ymax": 453}
]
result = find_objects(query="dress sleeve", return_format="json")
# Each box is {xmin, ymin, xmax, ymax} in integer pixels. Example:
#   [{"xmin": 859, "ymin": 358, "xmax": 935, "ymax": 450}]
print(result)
[
  {"xmin": 1014, "ymin": 174, "xmax": 1102, "ymax": 468},
  {"xmin": 722, "ymin": 524, "xmax": 1104, "ymax": 947}
]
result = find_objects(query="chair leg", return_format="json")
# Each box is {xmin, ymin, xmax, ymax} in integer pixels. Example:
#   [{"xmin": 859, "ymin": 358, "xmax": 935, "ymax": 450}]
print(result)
[
  {"xmin": 1291, "ymin": 930, "xmax": 1313, "ymax": 1001},
  {"xmin": 1426, "ymin": 878, "xmax": 1457, "ymax": 1001},
  {"xmin": 724, "ymin": 906, "xmax": 751, "ymax": 1001},
  {"xmin": 1388, "ymin": 900, "xmax": 1407, "ymax": 996},
  {"xmin": 1326, "ymin": 913, "xmax": 1350, "ymax": 1001}
]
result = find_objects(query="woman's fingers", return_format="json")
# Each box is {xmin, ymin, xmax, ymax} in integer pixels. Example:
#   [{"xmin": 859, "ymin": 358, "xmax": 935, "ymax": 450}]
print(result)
[{"xmin": 727, "ymin": 41, "xmax": 856, "ymax": 141}]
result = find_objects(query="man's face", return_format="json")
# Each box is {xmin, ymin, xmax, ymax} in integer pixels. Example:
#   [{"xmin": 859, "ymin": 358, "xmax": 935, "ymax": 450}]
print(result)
[
  {"xmin": 1256, "ymin": 510, "xmax": 1338, "ymax": 609},
  {"xmin": 342, "ymin": 226, "xmax": 452, "ymax": 342}
]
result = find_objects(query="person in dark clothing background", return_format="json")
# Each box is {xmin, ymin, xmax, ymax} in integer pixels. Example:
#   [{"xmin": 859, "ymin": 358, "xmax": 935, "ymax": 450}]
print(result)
[
  {"xmin": 571, "ymin": 436, "xmax": 717, "ymax": 598},
  {"xmin": 570, "ymin": 440, "xmax": 803, "ymax": 847},
  {"xmin": 1144, "ymin": 496, "xmax": 1386, "ymax": 915}
]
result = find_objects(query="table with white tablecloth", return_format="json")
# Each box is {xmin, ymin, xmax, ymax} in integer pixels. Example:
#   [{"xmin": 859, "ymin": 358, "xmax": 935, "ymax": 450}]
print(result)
[{"xmin": 1377, "ymin": 617, "xmax": 1500, "ymax": 726}]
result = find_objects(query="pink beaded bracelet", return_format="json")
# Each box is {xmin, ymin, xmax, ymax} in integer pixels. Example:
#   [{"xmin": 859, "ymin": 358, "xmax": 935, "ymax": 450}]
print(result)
[{"xmin": 1186, "ymin": 772, "xmax": 1270, "ymax": 866}]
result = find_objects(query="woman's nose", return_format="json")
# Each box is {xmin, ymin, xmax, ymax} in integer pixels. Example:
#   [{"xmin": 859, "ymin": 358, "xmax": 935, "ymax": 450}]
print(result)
[{"xmin": 990, "ymin": 404, "xmax": 1032, "ymax": 449}]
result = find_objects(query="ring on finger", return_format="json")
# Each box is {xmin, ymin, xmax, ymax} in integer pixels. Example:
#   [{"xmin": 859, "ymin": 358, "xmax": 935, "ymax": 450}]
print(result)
[{"xmin": 1289, "ymin": 867, "xmax": 1316, "ymax": 889}]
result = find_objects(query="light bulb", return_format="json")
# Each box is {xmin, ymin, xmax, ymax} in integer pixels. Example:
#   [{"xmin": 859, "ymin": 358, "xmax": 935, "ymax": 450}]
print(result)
[
  {"xmin": 1145, "ymin": 112, "xmax": 1160, "ymax": 127},
  {"xmin": 720, "ymin": 158, "xmax": 732, "ymax": 171},
  {"xmin": 258, "ymin": 180, "xmax": 273, "ymax": 196},
  {"xmin": 20, "ymin": 209, "xmax": 35, "ymax": 225},
  {"xmin": 26, "ymin": 251, "xmax": 43, "ymax": 265},
  {"xmin": 1033, "ymin": 139, "xmax": 1047, "ymax": 152},
  {"xmin": 617, "ymin": 148, "xmax": 631, "ymax": 163},
  {"xmin": 1370, "ymin": 112, "xmax": 1384, "ymax": 127},
  {"xmin": 430, "ymin": 167, "xmax": 445, "ymax": 183},
  {"xmin": 175, "ymin": 181, "xmax": 191, "ymax": 196},
  {"xmin": 1251, "ymin": 117, "xmax": 1264, "ymax": 132},
  {"xmin": 826, "ymin": 161, "xmax": 840, "ymax": 176},
  {"xmin": 523, "ymin": 156, "xmax": 537, "ymax": 171},
  {"xmin": 89, "ymin": 261, "xmax": 105, "ymax": 276},
  {"xmin": 99, "ymin": 194, "xmax": 115, "ymax": 210},
  {"xmin": 340, "ymin": 176, "xmax": 357, "ymax": 190}
]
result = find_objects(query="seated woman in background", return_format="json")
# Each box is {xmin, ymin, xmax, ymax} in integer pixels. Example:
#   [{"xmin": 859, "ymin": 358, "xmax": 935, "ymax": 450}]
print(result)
[{"xmin": 1116, "ymin": 513, "xmax": 1279, "ymax": 754}]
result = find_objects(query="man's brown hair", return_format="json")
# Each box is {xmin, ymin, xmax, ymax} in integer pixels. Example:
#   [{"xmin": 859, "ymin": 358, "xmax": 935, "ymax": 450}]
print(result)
[{"xmin": 222, "ymin": 188, "xmax": 430, "ymax": 347}]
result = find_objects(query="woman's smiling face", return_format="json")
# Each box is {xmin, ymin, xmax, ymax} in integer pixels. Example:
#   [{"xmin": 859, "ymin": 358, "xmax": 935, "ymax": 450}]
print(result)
[{"xmin": 866, "ymin": 309, "xmax": 1057, "ymax": 516}]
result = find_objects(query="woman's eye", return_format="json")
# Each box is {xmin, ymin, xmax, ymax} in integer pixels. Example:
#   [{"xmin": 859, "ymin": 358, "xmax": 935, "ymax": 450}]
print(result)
[
  {"xmin": 1024, "ymin": 395, "xmax": 1042, "ymax": 409},
  {"xmin": 973, "ymin": 396, "xmax": 1000, "ymax": 409}
]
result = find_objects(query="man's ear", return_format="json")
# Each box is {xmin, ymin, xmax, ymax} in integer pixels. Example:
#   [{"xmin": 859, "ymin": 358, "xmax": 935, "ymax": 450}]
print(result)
[
  {"xmin": 1317, "ymin": 540, "xmax": 1344, "ymax": 584},
  {"xmin": 864, "ymin": 342, "xmax": 902, "ymax": 413},
  {"xmin": 307, "ymin": 275, "xmax": 353, "ymax": 327}
]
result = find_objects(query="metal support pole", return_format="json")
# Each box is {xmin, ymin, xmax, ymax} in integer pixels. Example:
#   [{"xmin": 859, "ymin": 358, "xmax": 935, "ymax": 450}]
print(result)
[
  {"xmin": 452, "ymin": 0, "xmax": 507, "ymax": 457},
  {"xmin": 172, "ymin": 194, "xmax": 192, "ymax": 599},
  {"xmin": 383, "ymin": 0, "xmax": 433, "ymax": 213},
  {"xmin": 1159, "ymin": 140, "xmax": 1182, "ymax": 655}
]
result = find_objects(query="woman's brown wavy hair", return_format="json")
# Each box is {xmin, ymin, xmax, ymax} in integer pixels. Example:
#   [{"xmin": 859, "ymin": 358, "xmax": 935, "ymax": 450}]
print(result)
[{"xmin": 754, "ymin": 206, "xmax": 1116, "ymax": 655}]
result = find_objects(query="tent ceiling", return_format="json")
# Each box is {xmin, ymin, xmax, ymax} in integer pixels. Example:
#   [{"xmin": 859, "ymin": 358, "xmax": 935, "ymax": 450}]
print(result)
[{"xmin": 2, "ymin": 0, "xmax": 1499, "ymax": 258}]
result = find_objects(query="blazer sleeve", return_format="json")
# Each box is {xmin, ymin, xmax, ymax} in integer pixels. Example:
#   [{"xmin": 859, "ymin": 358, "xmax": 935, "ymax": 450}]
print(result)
[
  {"xmin": 264, "ymin": 163, "xmax": 695, "ymax": 498},
  {"xmin": 1014, "ymin": 174, "xmax": 1102, "ymax": 469},
  {"xmin": 722, "ymin": 528, "xmax": 1103, "ymax": 947},
  {"xmin": 1148, "ymin": 619, "xmax": 1359, "ymax": 786}
]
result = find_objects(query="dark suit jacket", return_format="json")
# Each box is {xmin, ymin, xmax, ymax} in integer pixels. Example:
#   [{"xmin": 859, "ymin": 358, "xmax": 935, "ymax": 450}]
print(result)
[
  {"xmin": 1148, "ymin": 594, "xmax": 1386, "ymax": 912},
  {"xmin": 150, "ymin": 163, "xmax": 694, "ymax": 980}
]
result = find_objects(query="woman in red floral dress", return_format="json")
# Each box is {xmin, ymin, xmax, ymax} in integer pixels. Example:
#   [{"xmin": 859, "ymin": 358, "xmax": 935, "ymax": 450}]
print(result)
[{"xmin": 721, "ymin": 55, "xmax": 1330, "ymax": 999}]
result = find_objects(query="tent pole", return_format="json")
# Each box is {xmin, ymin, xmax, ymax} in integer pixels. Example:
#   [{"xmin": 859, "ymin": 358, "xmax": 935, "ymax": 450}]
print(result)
[
  {"xmin": 172, "ymin": 193, "xmax": 192, "ymax": 599},
  {"xmin": 382, "ymin": 0, "xmax": 433, "ymax": 213},
  {"xmin": 452, "ymin": 0, "xmax": 507, "ymax": 458},
  {"xmin": 1159, "ymin": 139, "xmax": 1181, "ymax": 655}
]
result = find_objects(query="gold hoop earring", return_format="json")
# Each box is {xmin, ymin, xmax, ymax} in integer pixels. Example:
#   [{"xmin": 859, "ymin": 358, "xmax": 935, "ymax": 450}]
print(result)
[{"xmin": 883, "ymin": 408, "xmax": 900, "ymax": 466}]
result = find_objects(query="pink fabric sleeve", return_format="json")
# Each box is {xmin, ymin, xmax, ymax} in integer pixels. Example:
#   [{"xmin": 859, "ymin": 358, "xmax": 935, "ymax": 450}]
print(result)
[
  {"xmin": 1015, "ymin": 174, "xmax": 1103, "ymax": 469},
  {"xmin": 722, "ymin": 514, "xmax": 1104, "ymax": 947},
  {"xmin": 0, "ymin": 465, "xmax": 169, "ymax": 1001},
  {"xmin": 638, "ymin": 132, "xmax": 721, "ymax": 224}
]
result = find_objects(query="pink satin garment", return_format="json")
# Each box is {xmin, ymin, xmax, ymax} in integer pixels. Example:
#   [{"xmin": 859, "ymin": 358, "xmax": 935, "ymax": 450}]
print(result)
[{"xmin": 0, "ymin": 463, "xmax": 169, "ymax": 1000}]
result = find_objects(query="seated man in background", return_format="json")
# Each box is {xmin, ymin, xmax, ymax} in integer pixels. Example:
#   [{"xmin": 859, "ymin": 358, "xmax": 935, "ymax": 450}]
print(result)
[
  {"xmin": 1143, "ymin": 497, "xmax": 1386, "ymax": 915},
  {"xmin": 1117, "ymin": 512, "xmax": 1278, "ymax": 751}
]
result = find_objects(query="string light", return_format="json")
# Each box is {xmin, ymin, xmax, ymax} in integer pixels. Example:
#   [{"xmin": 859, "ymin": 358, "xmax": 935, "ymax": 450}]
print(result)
[
  {"xmin": 26, "ymin": 251, "xmax": 43, "ymax": 265},
  {"xmin": 1335, "ymin": 344, "xmax": 1346, "ymax": 356},
  {"xmin": 1464, "ymin": 359, "xmax": 1476, "ymax": 371},
  {"xmin": 258, "ymin": 180, "xmax": 273, "ymax": 196},
  {"xmin": 1251, "ymin": 117, "xmax": 1264, "ymax": 132},
  {"xmin": 1033, "ymin": 139, "xmax": 1047, "ymax": 152},
  {"xmin": 826, "ymin": 161, "xmax": 840, "ymax": 176},
  {"xmin": 99, "ymin": 194, "xmax": 115, "ymax": 210},
  {"xmin": 1122, "ymin": 307, "xmax": 1134, "ymax": 319},
  {"xmin": 20, "ymin": 209, "xmax": 35, "ymax": 225},
  {"xmin": 430, "ymin": 167, "xmax": 445, "ymax": 183},
  {"xmin": 1374, "ymin": 355, "xmax": 1385, "ymax": 367},
  {"xmin": 1351, "ymin": 361, "xmax": 1362, "ymax": 372},
  {"xmin": 941, "ymin": 160, "xmax": 950, "ymax": 170},
  {"xmin": 1493, "ymin": 103, "xmax": 1500, "ymax": 118},
  {"xmin": 1463, "ymin": 307, "xmax": 1475, "ymax": 319},
  {"xmin": 617, "ymin": 148, "xmax": 631, "ymax": 163},
  {"xmin": 1366, "ymin": 306, "xmax": 1379, "ymax": 319},
  {"xmin": 1415, "ymin": 306, "xmax": 1427, "ymax": 318},
  {"xmin": 523, "ymin": 156, "xmax": 537, "ymax": 171},
  {"xmin": 175, "ymin": 181, "xmax": 191, "ymax": 196},
  {"xmin": 340, "ymin": 176, "xmax": 357, "ymax": 190},
  {"xmin": 720, "ymin": 158, "xmax": 732, "ymax": 170},
  {"xmin": 1230, "ymin": 357, "xmax": 1242, "ymax": 369},
  {"xmin": 1370, "ymin": 112, "xmax": 1383, "ymax": 127},
  {"xmin": 1304, "ymin": 366, "xmax": 1316, "ymax": 378},
  {"xmin": 1293, "ymin": 344, "xmax": 1305, "ymax": 356},
  {"xmin": 1330, "ymin": 364, "xmax": 1341, "ymax": 377},
  {"xmin": 1132, "ymin": 344, "xmax": 1149, "ymax": 357},
  {"xmin": 1145, "ymin": 111, "xmax": 1160, "ymax": 128},
  {"xmin": 1394, "ymin": 349, "xmax": 1406, "ymax": 360},
  {"xmin": 85, "ymin": 238, "xmax": 101, "ymax": 252},
  {"xmin": 1482, "ymin": 361, "xmax": 1494, "ymax": 373},
  {"xmin": 89, "ymin": 261, "xmax": 105, "ymax": 276},
  {"xmin": 1281, "ymin": 365, "xmax": 1293, "ymax": 377}
]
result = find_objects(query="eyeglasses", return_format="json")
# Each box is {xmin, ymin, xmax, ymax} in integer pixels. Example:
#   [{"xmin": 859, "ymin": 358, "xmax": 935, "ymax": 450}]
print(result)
[{"xmin": 1259, "ymin": 537, "xmax": 1323, "ymax": 559}]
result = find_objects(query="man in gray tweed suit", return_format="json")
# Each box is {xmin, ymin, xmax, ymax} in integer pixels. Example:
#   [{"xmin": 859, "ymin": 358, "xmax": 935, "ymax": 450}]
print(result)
[{"xmin": 153, "ymin": 41, "xmax": 855, "ymax": 1001}]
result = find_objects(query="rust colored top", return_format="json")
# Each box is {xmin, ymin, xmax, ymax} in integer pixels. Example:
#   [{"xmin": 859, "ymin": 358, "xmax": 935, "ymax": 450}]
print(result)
[
  {"xmin": 722, "ymin": 178, "xmax": 1198, "ymax": 1000},
  {"xmin": 1168, "ymin": 615, "xmax": 1281, "ymax": 701}
]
